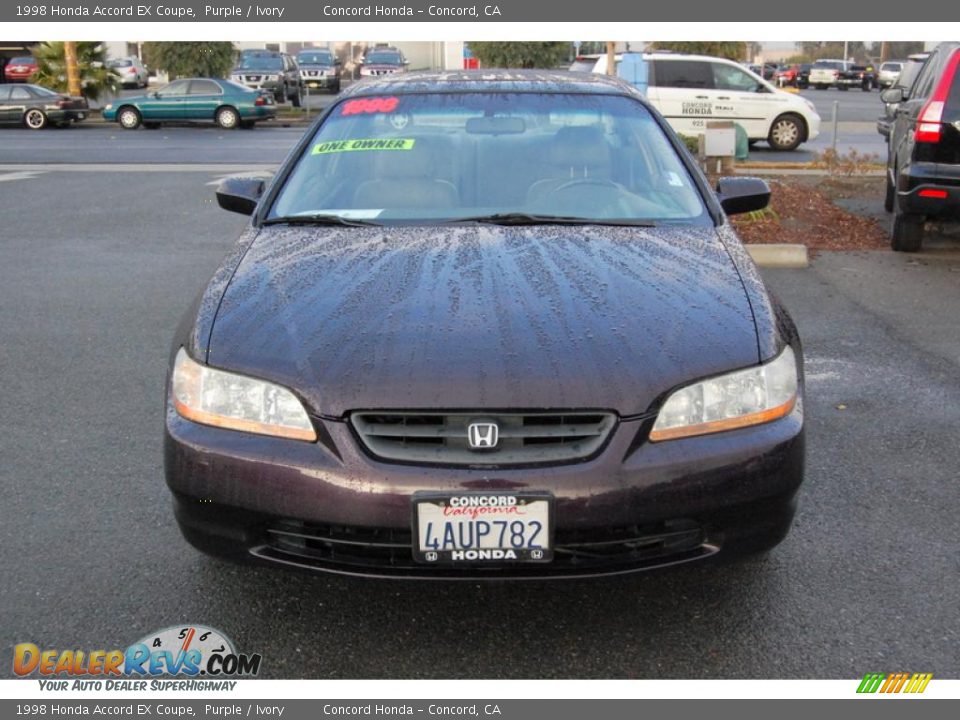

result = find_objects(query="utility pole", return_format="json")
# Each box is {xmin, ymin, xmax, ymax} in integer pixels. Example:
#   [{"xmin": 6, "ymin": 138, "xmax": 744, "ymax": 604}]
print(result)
[
  {"xmin": 606, "ymin": 41, "xmax": 616, "ymax": 75},
  {"xmin": 843, "ymin": 40, "xmax": 849, "ymax": 62},
  {"xmin": 880, "ymin": 41, "xmax": 889, "ymax": 63},
  {"xmin": 64, "ymin": 41, "xmax": 81, "ymax": 97}
]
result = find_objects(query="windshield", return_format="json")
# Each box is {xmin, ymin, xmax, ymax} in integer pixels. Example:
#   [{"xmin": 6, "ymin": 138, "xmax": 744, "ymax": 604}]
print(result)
[
  {"xmin": 109, "ymin": 59, "xmax": 133, "ymax": 67},
  {"xmin": 29, "ymin": 85, "xmax": 59, "ymax": 97},
  {"xmin": 365, "ymin": 52, "xmax": 402, "ymax": 65},
  {"xmin": 11, "ymin": 57, "xmax": 34, "ymax": 64},
  {"xmin": 238, "ymin": 55, "xmax": 283, "ymax": 70},
  {"xmin": 269, "ymin": 92, "xmax": 709, "ymax": 225},
  {"xmin": 300, "ymin": 52, "xmax": 334, "ymax": 65},
  {"xmin": 813, "ymin": 61, "xmax": 844, "ymax": 70}
]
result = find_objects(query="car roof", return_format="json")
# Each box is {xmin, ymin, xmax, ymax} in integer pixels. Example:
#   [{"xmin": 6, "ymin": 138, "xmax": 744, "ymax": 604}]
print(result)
[{"xmin": 341, "ymin": 69, "xmax": 642, "ymax": 98}]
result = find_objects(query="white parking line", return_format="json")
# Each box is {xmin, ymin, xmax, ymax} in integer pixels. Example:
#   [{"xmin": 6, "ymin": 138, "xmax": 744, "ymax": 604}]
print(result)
[{"xmin": 0, "ymin": 170, "xmax": 46, "ymax": 183}]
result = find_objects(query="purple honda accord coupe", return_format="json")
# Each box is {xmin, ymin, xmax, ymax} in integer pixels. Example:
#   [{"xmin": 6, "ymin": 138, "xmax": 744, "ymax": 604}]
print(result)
[{"xmin": 164, "ymin": 70, "xmax": 804, "ymax": 579}]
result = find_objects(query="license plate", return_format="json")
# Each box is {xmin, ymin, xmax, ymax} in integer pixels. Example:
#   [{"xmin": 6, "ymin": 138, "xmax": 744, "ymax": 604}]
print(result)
[{"xmin": 413, "ymin": 492, "xmax": 553, "ymax": 564}]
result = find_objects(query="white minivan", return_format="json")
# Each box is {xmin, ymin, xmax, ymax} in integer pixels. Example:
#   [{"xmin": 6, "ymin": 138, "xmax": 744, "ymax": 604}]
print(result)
[{"xmin": 591, "ymin": 52, "xmax": 821, "ymax": 151}]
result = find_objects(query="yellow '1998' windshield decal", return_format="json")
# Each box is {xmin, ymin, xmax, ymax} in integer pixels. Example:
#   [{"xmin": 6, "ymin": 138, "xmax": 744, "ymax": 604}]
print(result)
[{"xmin": 312, "ymin": 138, "xmax": 416, "ymax": 154}]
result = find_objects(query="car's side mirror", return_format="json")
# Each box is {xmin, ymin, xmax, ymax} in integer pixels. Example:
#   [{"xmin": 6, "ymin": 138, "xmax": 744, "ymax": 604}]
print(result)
[
  {"xmin": 716, "ymin": 177, "xmax": 771, "ymax": 216},
  {"xmin": 216, "ymin": 177, "xmax": 265, "ymax": 216},
  {"xmin": 881, "ymin": 87, "xmax": 906, "ymax": 104}
]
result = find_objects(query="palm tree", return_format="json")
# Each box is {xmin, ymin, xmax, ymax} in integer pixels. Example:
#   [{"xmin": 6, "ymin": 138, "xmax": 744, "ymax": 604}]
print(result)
[{"xmin": 30, "ymin": 41, "xmax": 119, "ymax": 100}]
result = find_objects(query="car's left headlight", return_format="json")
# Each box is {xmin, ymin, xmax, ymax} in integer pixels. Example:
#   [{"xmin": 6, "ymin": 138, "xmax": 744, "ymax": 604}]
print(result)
[
  {"xmin": 103, "ymin": 103, "xmax": 113, "ymax": 110},
  {"xmin": 650, "ymin": 346, "xmax": 798, "ymax": 442},
  {"xmin": 171, "ymin": 348, "xmax": 317, "ymax": 442}
]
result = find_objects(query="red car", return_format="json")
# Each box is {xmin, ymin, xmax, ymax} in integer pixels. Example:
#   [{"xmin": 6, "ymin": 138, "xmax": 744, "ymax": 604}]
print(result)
[
  {"xmin": 5, "ymin": 56, "xmax": 38, "ymax": 83},
  {"xmin": 775, "ymin": 64, "xmax": 801, "ymax": 86}
]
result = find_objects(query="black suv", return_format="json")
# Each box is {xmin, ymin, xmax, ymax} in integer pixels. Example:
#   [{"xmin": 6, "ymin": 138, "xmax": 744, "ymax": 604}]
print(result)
[
  {"xmin": 231, "ymin": 50, "xmax": 304, "ymax": 107},
  {"xmin": 297, "ymin": 48, "xmax": 341, "ymax": 94},
  {"xmin": 883, "ymin": 42, "xmax": 960, "ymax": 251}
]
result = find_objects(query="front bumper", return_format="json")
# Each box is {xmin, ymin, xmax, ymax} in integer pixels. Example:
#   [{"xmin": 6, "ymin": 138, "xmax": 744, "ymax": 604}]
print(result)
[
  {"xmin": 165, "ymin": 395, "xmax": 805, "ymax": 579},
  {"xmin": 301, "ymin": 74, "xmax": 338, "ymax": 89},
  {"xmin": 235, "ymin": 79, "xmax": 283, "ymax": 93},
  {"xmin": 897, "ymin": 162, "xmax": 960, "ymax": 219}
]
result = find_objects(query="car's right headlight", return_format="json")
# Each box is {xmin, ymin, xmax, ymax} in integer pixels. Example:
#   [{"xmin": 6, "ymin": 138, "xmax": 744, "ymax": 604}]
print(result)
[
  {"xmin": 103, "ymin": 103, "xmax": 113, "ymax": 110},
  {"xmin": 171, "ymin": 348, "xmax": 316, "ymax": 442},
  {"xmin": 650, "ymin": 346, "xmax": 798, "ymax": 442}
]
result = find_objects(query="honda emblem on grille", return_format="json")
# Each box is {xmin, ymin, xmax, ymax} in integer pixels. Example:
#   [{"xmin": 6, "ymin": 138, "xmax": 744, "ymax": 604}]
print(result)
[{"xmin": 467, "ymin": 422, "xmax": 499, "ymax": 450}]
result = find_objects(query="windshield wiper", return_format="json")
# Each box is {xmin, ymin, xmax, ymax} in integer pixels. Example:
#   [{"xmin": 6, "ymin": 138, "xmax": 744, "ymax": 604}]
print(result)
[
  {"xmin": 262, "ymin": 214, "xmax": 382, "ymax": 227},
  {"xmin": 444, "ymin": 213, "xmax": 658, "ymax": 227}
]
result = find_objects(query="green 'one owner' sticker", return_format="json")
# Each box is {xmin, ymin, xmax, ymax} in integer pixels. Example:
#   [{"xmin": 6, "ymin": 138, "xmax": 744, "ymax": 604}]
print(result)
[{"xmin": 312, "ymin": 138, "xmax": 416, "ymax": 154}]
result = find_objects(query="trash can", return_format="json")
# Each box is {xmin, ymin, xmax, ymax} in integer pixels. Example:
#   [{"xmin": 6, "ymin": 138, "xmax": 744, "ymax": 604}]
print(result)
[{"xmin": 734, "ymin": 123, "xmax": 749, "ymax": 160}]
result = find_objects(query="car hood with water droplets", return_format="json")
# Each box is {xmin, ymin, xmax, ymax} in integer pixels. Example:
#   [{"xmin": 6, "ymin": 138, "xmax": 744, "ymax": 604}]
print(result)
[{"xmin": 206, "ymin": 224, "xmax": 760, "ymax": 417}]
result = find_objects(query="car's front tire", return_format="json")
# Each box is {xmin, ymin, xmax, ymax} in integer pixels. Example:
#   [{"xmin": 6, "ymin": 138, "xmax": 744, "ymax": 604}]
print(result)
[
  {"xmin": 23, "ymin": 108, "xmax": 48, "ymax": 130},
  {"xmin": 216, "ymin": 106, "xmax": 240, "ymax": 129},
  {"xmin": 768, "ymin": 113, "xmax": 805, "ymax": 152},
  {"xmin": 117, "ymin": 106, "xmax": 141, "ymax": 130}
]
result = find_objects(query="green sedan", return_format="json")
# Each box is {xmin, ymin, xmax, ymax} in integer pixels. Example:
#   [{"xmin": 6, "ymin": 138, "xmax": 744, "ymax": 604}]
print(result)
[{"xmin": 102, "ymin": 78, "xmax": 277, "ymax": 130}]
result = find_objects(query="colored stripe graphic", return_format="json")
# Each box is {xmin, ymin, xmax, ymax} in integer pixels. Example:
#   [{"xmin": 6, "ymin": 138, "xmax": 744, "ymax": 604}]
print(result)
[
  {"xmin": 857, "ymin": 673, "xmax": 886, "ymax": 693},
  {"xmin": 904, "ymin": 673, "xmax": 933, "ymax": 694},
  {"xmin": 857, "ymin": 672, "xmax": 932, "ymax": 694}
]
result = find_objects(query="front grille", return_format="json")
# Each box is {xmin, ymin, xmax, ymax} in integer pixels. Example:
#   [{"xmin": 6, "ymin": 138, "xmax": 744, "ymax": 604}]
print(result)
[
  {"xmin": 244, "ymin": 75, "xmax": 262, "ymax": 82},
  {"xmin": 256, "ymin": 518, "xmax": 714, "ymax": 578},
  {"xmin": 350, "ymin": 411, "xmax": 616, "ymax": 466}
]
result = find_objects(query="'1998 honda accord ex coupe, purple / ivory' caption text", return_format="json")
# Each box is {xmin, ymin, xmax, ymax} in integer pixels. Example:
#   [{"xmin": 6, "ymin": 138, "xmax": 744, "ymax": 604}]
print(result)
[{"xmin": 164, "ymin": 70, "xmax": 805, "ymax": 579}]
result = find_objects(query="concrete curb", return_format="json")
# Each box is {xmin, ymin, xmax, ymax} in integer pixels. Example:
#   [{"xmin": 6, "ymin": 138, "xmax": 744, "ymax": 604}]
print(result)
[
  {"xmin": 746, "ymin": 244, "xmax": 809, "ymax": 268},
  {"xmin": 736, "ymin": 167, "xmax": 885, "ymax": 177}
]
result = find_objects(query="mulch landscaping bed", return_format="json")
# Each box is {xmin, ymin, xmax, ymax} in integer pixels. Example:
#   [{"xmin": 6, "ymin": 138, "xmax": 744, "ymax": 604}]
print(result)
[{"xmin": 729, "ymin": 175, "xmax": 890, "ymax": 252}]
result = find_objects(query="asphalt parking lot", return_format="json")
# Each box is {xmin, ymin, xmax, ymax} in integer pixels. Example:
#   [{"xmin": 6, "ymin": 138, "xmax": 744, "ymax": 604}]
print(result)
[
  {"xmin": 0, "ymin": 82, "xmax": 886, "ymax": 166},
  {"xmin": 1, "ymin": 131, "xmax": 958, "ymax": 678}
]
